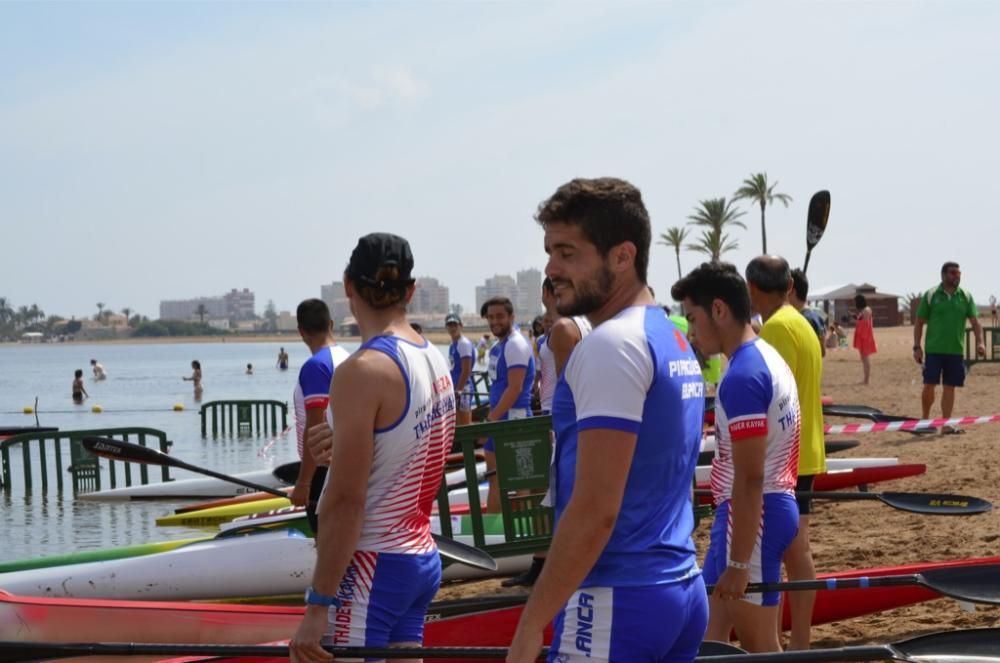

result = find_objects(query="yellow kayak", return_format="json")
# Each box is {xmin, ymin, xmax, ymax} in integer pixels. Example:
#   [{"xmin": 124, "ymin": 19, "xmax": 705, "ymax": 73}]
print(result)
[{"xmin": 156, "ymin": 497, "xmax": 292, "ymax": 528}]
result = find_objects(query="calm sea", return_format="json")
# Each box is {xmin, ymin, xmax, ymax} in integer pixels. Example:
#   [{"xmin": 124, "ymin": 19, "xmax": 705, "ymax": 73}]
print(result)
[{"xmin": 0, "ymin": 339, "xmax": 452, "ymax": 563}]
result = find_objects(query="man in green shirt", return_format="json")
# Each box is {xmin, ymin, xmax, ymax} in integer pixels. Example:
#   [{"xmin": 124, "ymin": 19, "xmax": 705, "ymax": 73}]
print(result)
[{"xmin": 913, "ymin": 262, "xmax": 986, "ymax": 426}]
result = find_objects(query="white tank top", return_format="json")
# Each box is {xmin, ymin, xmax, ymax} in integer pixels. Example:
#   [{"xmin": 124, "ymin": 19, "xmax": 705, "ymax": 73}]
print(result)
[{"xmin": 323, "ymin": 335, "xmax": 457, "ymax": 554}]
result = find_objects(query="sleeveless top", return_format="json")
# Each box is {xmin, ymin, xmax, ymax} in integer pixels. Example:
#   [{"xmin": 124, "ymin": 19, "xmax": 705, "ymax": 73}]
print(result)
[
  {"xmin": 324, "ymin": 335, "xmax": 457, "ymax": 554},
  {"xmin": 538, "ymin": 317, "xmax": 592, "ymax": 411}
]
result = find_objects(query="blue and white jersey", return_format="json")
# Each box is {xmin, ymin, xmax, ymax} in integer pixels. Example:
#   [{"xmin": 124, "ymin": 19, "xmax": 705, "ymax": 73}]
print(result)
[
  {"xmin": 293, "ymin": 345, "xmax": 351, "ymax": 461},
  {"xmin": 551, "ymin": 305, "xmax": 704, "ymax": 587},
  {"xmin": 487, "ymin": 328, "xmax": 535, "ymax": 411},
  {"xmin": 711, "ymin": 338, "xmax": 800, "ymax": 505},
  {"xmin": 448, "ymin": 335, "xmax": 475, "ymax": 395}
]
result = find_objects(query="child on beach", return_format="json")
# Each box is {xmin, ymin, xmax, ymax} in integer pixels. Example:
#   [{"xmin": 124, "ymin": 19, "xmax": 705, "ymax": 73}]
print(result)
[
  {"xmin": 72, "ymin": 369, "xmax": 88, "ymax": 404},
  {"xmin": 90, "ymin": 359, "xmax": 107, "ymax": 381},
  {"xmin": 246, "ymin": 363, "xmax": 253, "ymax": 375}
]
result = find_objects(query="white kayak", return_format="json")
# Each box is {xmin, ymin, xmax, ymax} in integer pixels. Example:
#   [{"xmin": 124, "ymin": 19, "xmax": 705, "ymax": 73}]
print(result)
[
  {"xmin": 0, "ymin": 529, "xmax": 526, "ymax": 601},
  {"xmin": 694, "ymin": 457, "xmax": 897, "ymax": 484},
  {"xmin": 78, "ymin": 469, "xmax": 287, "ymax": 501}
]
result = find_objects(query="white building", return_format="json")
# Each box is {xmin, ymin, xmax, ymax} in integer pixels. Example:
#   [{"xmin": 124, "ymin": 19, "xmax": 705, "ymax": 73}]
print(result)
[
  {"xmin": 410, "ymin": 277, "xmax": 450, "ymax": 315},
  {"xmin": 475, "ymin": 269, "xmax": 543, "ymax": 320}
]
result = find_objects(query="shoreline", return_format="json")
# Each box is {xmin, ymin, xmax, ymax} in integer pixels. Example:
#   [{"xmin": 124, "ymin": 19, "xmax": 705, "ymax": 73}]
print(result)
[{"xmin": 0, "ymin": 330, "xmax": 457, "ymax": 347}]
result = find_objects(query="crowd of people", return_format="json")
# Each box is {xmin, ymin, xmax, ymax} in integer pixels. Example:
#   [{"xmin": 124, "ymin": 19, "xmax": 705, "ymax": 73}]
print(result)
[{"xmin": 65, "ymin": 177, "xmax": 978, "ymax": 662}]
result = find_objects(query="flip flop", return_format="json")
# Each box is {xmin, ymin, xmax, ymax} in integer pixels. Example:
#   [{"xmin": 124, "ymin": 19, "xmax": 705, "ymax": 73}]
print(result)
[{"xmin": 941, "ymin": 425, "xmax": 966, "ymax": 435}]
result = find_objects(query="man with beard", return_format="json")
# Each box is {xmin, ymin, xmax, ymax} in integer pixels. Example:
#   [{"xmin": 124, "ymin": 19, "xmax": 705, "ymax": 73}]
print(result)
[
  {"xmin": 914, "ymin": 261, "xmax": 986, "ymax": 429},
  {"xmin": 481, "ymin": 295, "xmax": 536, "ymax": 513},
  {"xmin": 507, "ymin": 178, "xmax": 707, "ymax": 663}
]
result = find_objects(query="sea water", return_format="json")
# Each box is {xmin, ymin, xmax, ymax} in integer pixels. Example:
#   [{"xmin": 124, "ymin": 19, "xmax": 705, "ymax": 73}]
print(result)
[{"xmin": 0, "ymin": 339, "xmax": 456, "ymax": 563}]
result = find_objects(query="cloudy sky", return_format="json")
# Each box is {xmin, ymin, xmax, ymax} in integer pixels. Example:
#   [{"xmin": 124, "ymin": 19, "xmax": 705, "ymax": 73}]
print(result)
[{"xmin": 2, "ymin": 0, "xmax": 997, "ymax": 320}]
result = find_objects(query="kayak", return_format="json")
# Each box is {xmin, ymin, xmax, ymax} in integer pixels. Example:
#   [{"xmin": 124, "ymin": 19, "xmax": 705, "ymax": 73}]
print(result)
[
  {"xmin": 172, "ymin": 486, "xmax": 293, "ymax": 515},
  {"xmin": 78, "ymin": 469, "xmax": 287, "ymax": 501},
  {"xmin": 694, "ymin": 457, "xmax": 898, "ymax": 484},
  {"xmin": 0, "ymin": 537, "xmax": 205, "ymax": 575},
  {"xmin": 697, "ymin": 438, "xmax": 860, "ymax": 466},
  {"xmin": 159, "ymin": 465, "xmax": 489, "ymax": 528},
  {"xmin": 694, "ymin": 463, "xmax": 927, "ymax": 505},
  {"xmin": 0, "ymin": 505, "xmax": 504, "ymax": 577},
  {"xmin": 99, "ymin": 556, "xmax": 994, "ymax": 663},
  {"xmin": 0, "ymin": 528, "xmax": 526, "ymax": 601}
]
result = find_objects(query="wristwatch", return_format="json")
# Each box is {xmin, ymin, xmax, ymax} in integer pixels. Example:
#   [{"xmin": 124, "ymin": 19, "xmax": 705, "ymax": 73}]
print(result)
[
  {"xmin": 912, "ymin": 345, "xmax": 921, "ymax": 351},
  {"xmin": 304, "ymin": 586, "xmax": 342, "ymax": 608}
]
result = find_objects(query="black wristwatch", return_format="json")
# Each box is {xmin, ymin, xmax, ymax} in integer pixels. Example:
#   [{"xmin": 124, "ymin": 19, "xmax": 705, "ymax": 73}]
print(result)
[{"xmin": 913, "ymin": 345, "xmax": 921, "ymax": 351}]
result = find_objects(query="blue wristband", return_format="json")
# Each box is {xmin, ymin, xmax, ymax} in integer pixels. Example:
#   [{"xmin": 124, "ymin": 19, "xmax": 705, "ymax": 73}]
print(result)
[{"xmin": 304, "ymin": 587, "xmax": 342, "ymax": 608}]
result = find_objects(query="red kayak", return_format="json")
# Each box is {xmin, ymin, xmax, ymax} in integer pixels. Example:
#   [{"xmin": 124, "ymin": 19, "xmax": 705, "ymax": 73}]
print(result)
[
  {"xmin": 695, "ymin": 463, "xmax": 927, "ymax": 506},
  {"xmin": 5, "ymin": 557, "xmax": 996, "ymax": 663}
]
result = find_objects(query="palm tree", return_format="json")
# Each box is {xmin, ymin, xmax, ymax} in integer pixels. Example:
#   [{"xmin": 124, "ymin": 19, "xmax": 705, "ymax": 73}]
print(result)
[
  {"xmin": 733, "ymin": 172, "xmax": 792, "ymax": 254},
  {"xmin": 195, "ymin": 304, "xmax": 208, "ymax": 325},
  {"xmin": 121, "ymin": 307, "xmax": 132, "ymax": 328},
  {"xmin": 0, "ymin": 297, "xmax": 13, "ymax": 326},
  {"xmin": 657, "ymin": 227, "xmax": 690, "ymax": 280},
  {"xmin": 28, "ymin": 303, "xmax": 43, "ymax": 325},
  {"xmin": 96, "ymin": 302, "xmax": 105, "ymax": 322},
  {"xmin": 686, "ymin": 197, "xmax": 746, "ymax": 262},
  {"xmin": 687, "ymin": 229, "xmax": 740, "ymax": 262}
]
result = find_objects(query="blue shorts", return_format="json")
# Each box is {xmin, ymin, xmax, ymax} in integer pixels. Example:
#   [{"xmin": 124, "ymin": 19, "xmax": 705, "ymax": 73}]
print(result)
[
  {"xmin": 923, "ymin": 353, "xmax": 966, "ymax": 387},
  {"xmin": 325, "ymin": 550, "xmax": 440, "ymax": 651},
  {"xmin": 703, "ymin": 493, "xmax": 799, "ymax": 607},
  {"xmin": 483, "ymin": 407, "xmax": 531, "ymax": 452},
  {"xmin": 548, "ymin": 575, "xmax": 708, "ymax": 663}
]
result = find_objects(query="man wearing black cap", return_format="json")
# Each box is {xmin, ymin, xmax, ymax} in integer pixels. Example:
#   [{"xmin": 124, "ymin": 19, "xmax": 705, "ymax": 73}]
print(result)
[
  {"xmin": 446, "ymin": 312, "xmax": 476, "ymax": 426},
  {"xmin": 291, "ymin": 232, "xmax": 457, "ymax": 663}
]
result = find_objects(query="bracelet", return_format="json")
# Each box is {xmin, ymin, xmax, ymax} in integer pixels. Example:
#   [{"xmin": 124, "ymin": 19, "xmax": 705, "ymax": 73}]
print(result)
[
  {"xmin": 727, "ymin": 559, "xmax": 751, "ymax": 570},
  {"xmin": 912, "ymin": 346, "xmax": 921, "ymax": 351}
]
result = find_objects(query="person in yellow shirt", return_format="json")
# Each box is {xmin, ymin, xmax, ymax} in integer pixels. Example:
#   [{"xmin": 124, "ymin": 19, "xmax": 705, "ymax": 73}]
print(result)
[{"xmin": 746, "ymin": 255, "xmax": 825, "ymax": 651}]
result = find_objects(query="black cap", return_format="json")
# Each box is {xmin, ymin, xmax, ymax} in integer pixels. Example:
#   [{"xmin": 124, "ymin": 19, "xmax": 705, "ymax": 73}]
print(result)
[
  {"xmin": 346, "ymin": 233, "xmax": 415, "ymax": 290},
  {"xmin": 445, "ymin": 313, "xmax": 462, "ymax": 325}
]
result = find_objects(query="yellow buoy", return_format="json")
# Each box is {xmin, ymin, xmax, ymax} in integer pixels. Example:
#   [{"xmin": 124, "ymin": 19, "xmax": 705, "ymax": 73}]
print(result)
[
  {"xmin": 23, "ymin": 406, "xmax": 34, "ymax": 414},
  {"xmin": 91, "ymin": 405, "xmax": 103, "ymax": 413},
  {"xmin": 173, "ymin": 403, "xmax": 184, "ymax": 412}
]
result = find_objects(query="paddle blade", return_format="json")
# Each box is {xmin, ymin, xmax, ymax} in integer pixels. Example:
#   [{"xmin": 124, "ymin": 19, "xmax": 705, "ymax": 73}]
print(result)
[
  {"xmin": 806, "ymin": 189, "xmax": 831, "ymax": 249},
  {"xmin": 921, "ymin": 564, "xmax": 1000, "ymax": 605},
  {"xmin": 898, "ymin": 627, "xmax": 1000, "ymax": 658},
  {"xmin": 881, "ymin": 492, "xmax": 992, "ymax": 515},
  {"xmin": 432, "ymin": 533, "xmax": 498, "ymax": 572},
  {"xmin": 273, "ymin": 461, "xmax": 300, "ymax": 485},
  {"xmin": 82, "ymin": 436, "xmax": 175, "ymax": 467}
]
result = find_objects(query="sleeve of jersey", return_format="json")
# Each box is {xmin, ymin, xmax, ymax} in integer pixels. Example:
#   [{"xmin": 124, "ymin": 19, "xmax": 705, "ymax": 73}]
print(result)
[
  {"xmin": 565, "ymin": 330, "xmax": 652, "ymax": 435},
  {"xmin": 719, "ymin": 369, "xmax": 772, "ymax": 442},
  {"xmin": 504, "ymin": 336, "xmax": 531, "ymax": 369},
  {"xmin": 298, "ymin": 361, "xmax": 332, "ymax": 410},
  {"xmin": 916, "ymin": 291, "xmax": 931, "ymax": 319},
  {"xmin": 459, "ymin": 338, "xmax": 475, "ymax": 361}
]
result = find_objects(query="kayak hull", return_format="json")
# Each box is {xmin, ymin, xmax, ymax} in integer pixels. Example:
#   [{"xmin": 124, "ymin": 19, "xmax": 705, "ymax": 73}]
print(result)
[
  {"xmin": 0, "ymin": 529, "xmax": 525, "ymax": 601},
  {"xmin": 79, "ymin": 470, "xmax": 287, "ymax": 501},
  {"xmin": 5, "ymin": 557, "xmax": 988, "ymax": 663}
]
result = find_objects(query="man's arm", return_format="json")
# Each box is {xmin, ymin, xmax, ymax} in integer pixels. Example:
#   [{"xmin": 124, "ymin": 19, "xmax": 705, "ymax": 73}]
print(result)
[
  {"xmin": 970, "ymin": 315, "xmax": 986, "ymax": 357},
  {"xmin": 549, "ymin": 318, "xmax": 583, "ymax": 376},
  {"xmin": 289, "ymin": 356, "xmax": 381, "ymax": 663},
  {"xmin": 291, "ymin": 408, "xmax": 325, "ymax": 507},
  {"xmin": 913, "ymin": 317, "xmax": 926, "ymax": 364},
  {"xmin": 488, "ymin": 366, "xmax": 526, "ymax": 421},
  {"xmin": 711, "ymin": 435, "xmax": 767, "ymax": 599},
  {"xmin": 457, "ymin": 357, "xmax": 473, "ymax": 397},
  {"xmin": 507, "ymin": 428, "xmax": 637, "ymax": 663}
]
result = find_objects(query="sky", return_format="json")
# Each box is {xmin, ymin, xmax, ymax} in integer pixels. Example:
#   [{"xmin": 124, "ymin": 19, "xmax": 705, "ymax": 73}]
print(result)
[{"xmin": 2, "ymin": 0, "xmax": 998, "ymax": 321}]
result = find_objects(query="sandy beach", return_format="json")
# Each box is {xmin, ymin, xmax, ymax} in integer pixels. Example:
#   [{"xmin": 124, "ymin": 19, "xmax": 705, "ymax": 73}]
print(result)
[{"xmin": 437, "ymin": 322, "xmax": 1000, "ymax": 647}]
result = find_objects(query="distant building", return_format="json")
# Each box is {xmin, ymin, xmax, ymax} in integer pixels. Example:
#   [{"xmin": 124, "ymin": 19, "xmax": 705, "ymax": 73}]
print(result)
[
  {"xmin": 320, "ymin": 282, "xmax": 352, "ymax": 324},
  {"xmin": 475, "ymin": 269, "xmax": 543, "ymax": 320},
  {"xmin": 224, "ymin": 288, "xmax": 256, "ymax": 320},
  {"xmin": 276, "ymin": 311, "xmax": 297, "ymax": 332},
  {"xmin": 160, "ymin": 289, "xmax": 255, "ymax": 322},
  {"xmin": 410, "ymin": 277, "xmax": 450, "ymax": 316},
  {"xmin": 810, "ymin": 283, "xmax": 902, "ymax": 327}
]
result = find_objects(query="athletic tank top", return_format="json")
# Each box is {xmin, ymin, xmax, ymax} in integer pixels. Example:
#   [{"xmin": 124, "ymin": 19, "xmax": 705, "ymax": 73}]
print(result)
[
  {"xmin": 343, "ymin": 335, "xmax": 457, "ymax": 554},
  {"xmin": 539, "ymin": 317, "xmax": 592, "ymax": 411}
]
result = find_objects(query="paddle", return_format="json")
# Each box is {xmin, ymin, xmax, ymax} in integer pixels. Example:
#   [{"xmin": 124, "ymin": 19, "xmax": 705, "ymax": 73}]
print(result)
[
  {"xmin": 82, "ymin": 437, "xmax": 498, "ymax": 572},
  {"xmin": 693, "ymin": 488, "xmax": 992, "ymax": 515},
  {"xmin": 707, "ymin": 563, "xmax": 1000, "ymax": 605},
  {"xmin": 4, "ymin": 628, "xmax": 999, "ymax": 662},
  {"xmin": 802, "ymin": 189, "xmax": 830, "ymax": 274},
  {"xmin": 822, "ymin": 404, "xmax": 936, "ymax": 435}
]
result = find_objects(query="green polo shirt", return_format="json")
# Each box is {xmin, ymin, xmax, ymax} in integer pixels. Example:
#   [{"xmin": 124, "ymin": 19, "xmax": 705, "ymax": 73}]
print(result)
[{"xmin": 916, "ymin": 285, "xmax": 978, "ymax": 355}]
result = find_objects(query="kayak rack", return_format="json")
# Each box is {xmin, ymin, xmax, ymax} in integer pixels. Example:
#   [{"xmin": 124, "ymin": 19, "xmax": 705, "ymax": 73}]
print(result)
[
  {"xmin": 965, "ymin": 326, "xmax": 1000, "ymax": 371},
  {"xmin": 0, "ymin": 427, "xmax": 172, "ymax": 495},
  {"xmin": 199, "ymin": 400, "xmax": 288, "ymax": 438}
]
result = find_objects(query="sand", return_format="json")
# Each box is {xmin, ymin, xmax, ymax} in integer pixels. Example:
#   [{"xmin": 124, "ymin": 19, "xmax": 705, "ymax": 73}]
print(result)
[{"xmin": 436, "ymin": 323, "xmax": 1000, "ymax": 647}]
